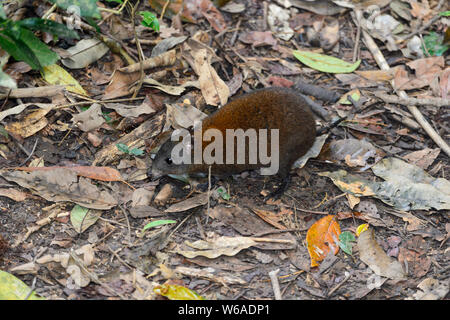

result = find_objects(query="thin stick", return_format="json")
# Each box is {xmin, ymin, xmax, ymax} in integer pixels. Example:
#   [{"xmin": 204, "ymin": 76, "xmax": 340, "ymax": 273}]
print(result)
[
  {"xmin": 251, "ymin": 237, "xmax": 295, "ymax": 244},
  {"xmin": 373, "ymin": 92, "xmax": 450, "ymax": 107},
  {"xmin": 263, "ymin": 1, "xmax": 268, "ymax": 31},
  {"xmin": 205, "ymin": 165, "xmax": 212, "ymax": 224},
  {"xmin": 327, "ymin": 272, "xmax": 351, "ymax": 297},
  {"xmin": 362, "ymin": 29, "xmax": 450, "ymax": 157},
  {"xmin": 269, "ymin": 269, "xmax": 282, "ymax": 300},
  {"xmin": 24, "ymin": 277, "xmax": 37, "ymax": 300},
  {"xmin": 352, "ymin": 11, "xmax": 361, "ymax": 63},
  {"xmin": 230, "ymin": 19, "xmax": 241, "ymax": 46},
  {"xmin": 18, "ymin": 137, "xmax": 39, "ymax": 166},
  {"xmin": 160, "ymin": 0, "xmax": 170, "ymax": 20},
  {"xmin": 118, "ymin": 205, "xmax": 132, "ymax": 245},
  {"xmin": 129, "ymin": 0, "xmax": 145, "ymax": 99},
  {"xmin": 56, "ymin": 96, "xmax": 145, "ymax": 109}
]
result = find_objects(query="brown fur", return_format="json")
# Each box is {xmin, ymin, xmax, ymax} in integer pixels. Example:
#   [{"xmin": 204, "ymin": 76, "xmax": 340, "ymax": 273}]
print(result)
[{"xmin": 153, "ymin": 87, "xmax": 316, "ymax": 178}]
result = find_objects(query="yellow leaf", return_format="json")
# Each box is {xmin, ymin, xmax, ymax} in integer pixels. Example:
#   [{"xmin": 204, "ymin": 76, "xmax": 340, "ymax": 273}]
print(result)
[
  {"xmin": 153, "ymin": 283, "xmax": 205, "ymax": 300},
  {"xmin": 356, "ymin": 224, "xmax": 369, "ymax": 236},
  {"xmin": 339, "ymin": 89, "xmax": 361, "ymax": 105},
  {"xmin": 0, "ymin": 270, "xmax": 45, "ymax": 300},
  {"xmin": 42, "ymin": 64, "xmax": 87, "ymax": 96}
]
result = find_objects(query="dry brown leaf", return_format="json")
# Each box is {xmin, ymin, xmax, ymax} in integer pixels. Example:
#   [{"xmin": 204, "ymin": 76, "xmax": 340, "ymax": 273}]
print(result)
[
  {"xmin": 402, "ymin": 148, "xmax": 440, "ymax": 170},
  {"xmin": 142, "ymin": 78, "xmax": 199, "ymax": 96},
  {"xmin": 0, "ymin": 188, "xmax": 29, "ymax": 202},
  {"xmin": 103, "ymin": 70, "xmax": 140, "ymax": 100},
  {"xmin": 197, "ymin": 0, "xmax": 226, "ymax": 32},
  {"xmin": 319, "ymin": 170, "xmax": 377, "ymax": 197},
  {"xmin": 177, "ymin": 234, "xmax": 294, "ymax": 259},
  {"xmin": 71, "ymin": 103, "xmax": 105, "ymax": 132},
  {"xmin": 165, "ymin": 100, "xmax": 207, "ymax": 129},
  {"xmin": 239, "ymin": 31, "xmax": 277, "ymax": 47},
  {"xmin": 395, "ymin": 57, "xmax": 445, "ymax": 90},
  {"xmin": 177, "ymin": 236, "xmax": 257, "ymax": 259},
  {"xmin": 0, "ymin": 103, "xmax": 55, "ymax": 122},
  {"xmin": 105, "ymin": 102, "xmax": 155, "ymax": 118},
  {"xmin": 346, "ymin": 193, "xmax": 360, "ymax": 209},
  {"xmin": 319, "ymin": 17, "xmax": 339, "ymax": 50},
  {"xmin": 251, "ymin": 208, "xmax": 286, "ymax": 230},
  {"xmin": 355, "ymin": 69, "xmax": 397, "ymax": 82},
  {"xmin": 0, "ymin": 169, "xmax": 117, "ymax": 210},
  {"xmin": 440, "ymin": 67, "xmax": 450, "ymax": 99},
  {"xmin": 320, "ymin": 158, "xmax": 450, "ymax": 211},
  {"xmin": 208, "ymin": 205, "xmax": 275, "ymax": 236},
  {"xmin": 410, "ymin": 0, "xmax": 431, "ymax": 20},
  {"xmin": 411, "ymin": 278, "xmax": 449, "ymax": 300},
  {"xmin": 329, "ymin": 138, "xmax": 380, "ymax": 168},
  {"xmin": 191, "ymin": 48, "xmax": 229, "ymax": 106},
  {"xmin": 164, "ymin": 193, "xmax": 208, "ymax": 213},
  {"xmin": 358, "ymin": 229, "xmax": 406, "ymax": 280},
  {"xmin": 5, "ymin": 108, "xmax": 50, "ymax": 138}
]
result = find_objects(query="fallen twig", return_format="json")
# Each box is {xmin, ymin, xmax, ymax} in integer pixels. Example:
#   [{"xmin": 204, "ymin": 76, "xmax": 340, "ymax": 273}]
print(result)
[
  {"xmin": 374, "ymin": 92, "xmax": 450, "ymax": 107},
  {"xmin": 361, "ymin": 28, "xmax": 450, "ymax": 157},
  {"xmin": 269, "ymin": 269, "xmax": 282, "ymax": 300},
  {"xmin": 0, "ymin": 86, "xmax": 66, "ymax": 99}
]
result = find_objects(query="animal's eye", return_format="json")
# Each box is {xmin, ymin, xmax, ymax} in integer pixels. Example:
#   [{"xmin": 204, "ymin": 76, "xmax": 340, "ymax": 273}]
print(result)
[{"xmin": 166, "ymin": 158, "xmax": 173, "ymax": 165}]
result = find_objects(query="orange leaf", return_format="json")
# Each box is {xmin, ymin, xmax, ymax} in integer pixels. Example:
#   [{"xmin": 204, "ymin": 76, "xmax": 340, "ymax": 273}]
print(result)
[{"xmin": 306, "ymin": 215, "xmax": 341, "ymax": 267}]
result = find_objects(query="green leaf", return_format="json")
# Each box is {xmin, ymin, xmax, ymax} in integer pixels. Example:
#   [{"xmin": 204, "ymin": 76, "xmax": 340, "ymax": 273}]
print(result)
[
  {"xmin": 83, "ymin": 17, "xmax": 101, "ymax": 32},
  {"xmin": 106, "ymin": 0, "xmax": 123, "ymax": 4},
  {"xmin": 339, "ymin": 89, "xmax": 361, "ymax": 105},
  {"xmin": 0, "ymin": 126, "xmax": 9, "ymax": 138},
  {"xmin": 293, "ymin": 50, "xmax": 361, "ymax": 73},
  {"xmin": 0, "ymin": 31, "xmax": 42, "ymax": 70},
  {"xmin": 102, "ymin": 112, "xmax": 113, "ymax": 123},
  {"xmin": 139, "ymin": 11, "xmax": 160, "ymax": 32},
  {"xmin": 143, "ymin": 219, "xmax": 176, "ymax": 231},
  {"xmin": 0, "ymin": 270, "xmax": 45, "ymax": 300},
  {"xmin": 0, "ymin": 69, "xmax": 17, "ymax": 88},
  {"xmin": 422, "ymin": 32, "xmax": 449, "ymax": 56},
  {"xmin": 439, "ymin": 11, "xmax": 450, "ymax": 16},
  {"xmin": 338, "ymin": 231, "xmax": 356, "ymax": 255},
  {"xmin": 0, "ymin": 53, "xmax": 16, "ymax": 88},
  {"xmin": 116, "ymin": 143, "xmax": 130, "ymax": 154},
  {"xmin": 16, "ymin": 27, "xmax": 59, "ymax": 67},
  {"xmin": 18, "ymin": 18, "xmax": 79, "ymax": 39},
  {"xmin": 48, "ymin": 0, "xmax": 101, "ymax": 19},
  {"xmin": 0, "ymin": 4, "xmax": 6, "ymax": 20},
  {"xmin": 116, "ymin": 143, "xmax": 144, "ymax": 156},
  {"xmin": 167, "ymin": 174, "xmax": 191, "ymax": 184},
  {"xmin": 70, "ymin": 204, "xmax": 100, "ymax": 233},
  {"xmin": 216, "ymin": 187, "xmax": 230, "ymax": 200},
  {"xmin": 129, "ymin": 148, "xmax": 144, "ymax": 156}
]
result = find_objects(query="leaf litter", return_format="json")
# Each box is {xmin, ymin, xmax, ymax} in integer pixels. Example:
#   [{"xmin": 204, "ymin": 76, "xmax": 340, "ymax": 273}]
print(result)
[{"xmin": 0, "ymin": 0, "xmax": 449, "ymax": 301}]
